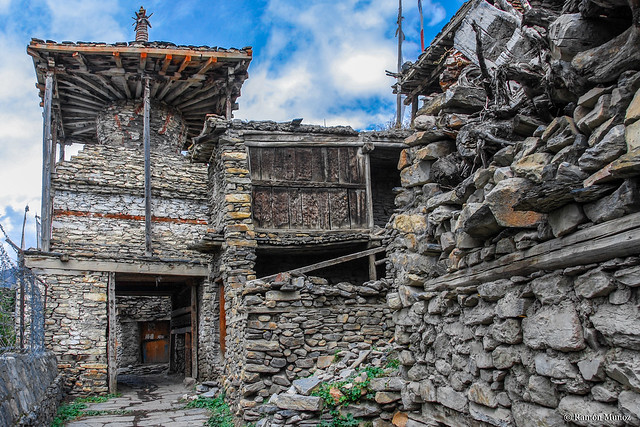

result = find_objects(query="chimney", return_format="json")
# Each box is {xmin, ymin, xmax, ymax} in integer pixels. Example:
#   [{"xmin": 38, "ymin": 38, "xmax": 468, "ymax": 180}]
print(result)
[{"xmin": 133, "ymin": 6, "xmax": 152, "ymax": 42}]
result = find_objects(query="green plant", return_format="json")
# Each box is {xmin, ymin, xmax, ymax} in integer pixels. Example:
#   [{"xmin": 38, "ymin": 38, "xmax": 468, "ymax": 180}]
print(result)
[
  {"xmin": 184, "ymin": 396, "xmax": 234, "ymax": 427},
  {"xmin": 386, "ymin": 358, "xmax": 400, "ymax": 370},
  {"xmin": 51, "ymin": 394, "xmax": 122, "ymax": 426},
  {"xmin": 319, "ymin": 411, "xmax": 361, "ymax": 427}
]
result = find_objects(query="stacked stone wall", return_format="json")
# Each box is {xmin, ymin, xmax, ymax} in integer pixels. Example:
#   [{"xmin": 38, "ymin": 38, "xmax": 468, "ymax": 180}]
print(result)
[
  {"xmin": 0, "ymin": 351, "xmax": 64, "ymax": 426},
  {"xmin": 51, "ymin": 144, "xmax": 208, "ymax": 259},
  {"xmin": 386, "ymin": 6, "xmax": 640, "ymax": 424},
  {"xmin": 40, "ymin": 271, "xmax": 109, "ymax": 395},
  {"xmin": 238, "ymin": 273, "xmax": 394, "ymax": 422}
]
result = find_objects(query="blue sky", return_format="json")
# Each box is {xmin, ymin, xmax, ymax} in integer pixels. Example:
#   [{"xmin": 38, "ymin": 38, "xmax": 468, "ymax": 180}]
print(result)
[{"xmin": 0, "ymin": 0, "xmax": 462, "ymax": 255}]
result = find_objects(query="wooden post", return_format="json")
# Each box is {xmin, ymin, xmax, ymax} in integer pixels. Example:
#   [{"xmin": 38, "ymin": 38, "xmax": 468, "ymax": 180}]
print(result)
[
  {"xmin": 58, "ymin": 142, "xmax": 65, "ymax": 162},
  {"xmin": 143, "ymin": 77, "xmax": 152, "ymax": 256},
  {"xmin": 190, "ymin": 283, "xmax": 198, "ymax": 379},
  {"xmin": 41, "ymin": 71, "xmax": 54, "ymax": 252},
  {"xmin": 107, "ymin": 272, "xmax": 117, "ymax": 394},
  {"xmin": 225, "ymin": 67, "xmax": 233, "ymax": 119},
  {"xmin": 363, "ymin": 148, "xmax": 377, "ymax": 281},
  {"xmin": 411, "ymin": 95, "xmax": 419, "ymax": 127}
]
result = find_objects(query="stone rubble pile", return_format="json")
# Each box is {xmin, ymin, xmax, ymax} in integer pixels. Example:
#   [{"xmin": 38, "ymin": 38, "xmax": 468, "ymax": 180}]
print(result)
[{"xmin": 254, "ymin": 345, "xmax": 405, "ymax": 427}]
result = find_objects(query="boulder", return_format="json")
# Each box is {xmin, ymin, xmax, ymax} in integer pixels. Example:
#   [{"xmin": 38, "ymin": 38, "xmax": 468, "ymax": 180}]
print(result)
[
  {"xmin": 578, "ymin": 125, "xmax": 627, "ymax": 171},
  {"xmin": 523, "ymin": 303, "xmax": 585, "ymax": 351},
  {"xmin": 583, "ymin": 180, "xmax": 640, "ymax": 223},
  {"xmin": 558, "ymin": 396, "xmax": 624, "ymax": 427},
  {"xmin": 528, "ymin": 375, "xmax": 559, "ymax": 408},
  {"xmin": 512, "ymin": 153, "xmax": 554, "ymax": 182},
  {"xmin": 549, "ymin": 13, "xmax": 621, "ymax": 61},
  {"xmin": 400, "ymin": 161, "xmax": 432, "ymax": 187},
  {"xmin": 273, "ymin": 394, "xmax": 323, "ymax": 411},
  {"xmin": 485, "ymin": 178, "xmax": 544, "ymax": 228},
  {"xmin": 574, "ymin": 269, "xmax": 616, "ymax": 299},
  {"xmin": 548, "ymin": 203, "xmax": 587, "ymax": 237},
  {"xmin": 511, "ymin": 402, "xmax": 566, "ymax": 427},
  {"xmin": 591, "ymin": 303, "xmax": 640, "ymax": 350}
]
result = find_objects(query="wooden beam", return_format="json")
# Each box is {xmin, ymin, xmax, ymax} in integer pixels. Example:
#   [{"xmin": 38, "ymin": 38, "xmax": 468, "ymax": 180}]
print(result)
[
  {"xmin": 72, "ymin": 52, "xmax": 88, "ymax": 71},
  {"xmin": 143, "ymin": 77, "xmax": 152, "ymax": 256},
  {"xmin": 196, "ymin": 57, "xmax": 217, "ymax": 75},
  {"xmin": 177, "ymin": 55, "xmax": 192, "ymax": 73},
  {"xmin": 190, "ymin": 284, "xmax": 198, "ymax": 379},
  {"xmin": 24, "ymin": 256, "xmax": 209, "ymax": 276},
  {"xmin": 113, "ymin": 51, "xmax": 123, "ymax": 68},
  {"xmin": 31, "ymin": 42, "xmax": 251, "ymax": 61},
  {"xmin": 243, "ymin": 140, "xmax": 406, "ymax": 149},
  {"xmin": 41, "ymin": 71, "xmax": 54, "ymax": 252},
  {"xmin": 107, "ymin": 272, "xmax": 117, "ymax": 394},
  {"xmin": 160, "ymin": 54, "xmax": 172, "ymax": 75},
  {"xmin": 424, "ymin": 212, "xmax": 640, "ymax": 292},
  {"xmin": 258, "ymin": 246, "xmax": 385, "ymax": 281},
  {"xmin": 139, "ymin": 52, "xmax": 148, "ymax": 72}
]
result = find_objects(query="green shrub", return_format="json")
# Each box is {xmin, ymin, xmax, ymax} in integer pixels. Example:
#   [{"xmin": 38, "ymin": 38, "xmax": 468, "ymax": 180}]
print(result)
[{"xmin": 184, "ymin": 395, "xmax": 234, "ymax": 427}]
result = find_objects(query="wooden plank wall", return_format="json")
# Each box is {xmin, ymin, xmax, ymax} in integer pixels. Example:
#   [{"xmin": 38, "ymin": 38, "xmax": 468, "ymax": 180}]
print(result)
[{"xmin": 249, "ymin": 146, "xmax": 368, "ymax": 230}]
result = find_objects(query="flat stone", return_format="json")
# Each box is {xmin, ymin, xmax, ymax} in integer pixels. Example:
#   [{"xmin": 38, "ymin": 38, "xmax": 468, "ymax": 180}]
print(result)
[
  {"xmin": 375, "ymin": 391, "xmax": 401, "ymax": 404},
  {"xmin": 478, "ymin": 279, "xmax": 513, "ymax": 301},
  {"xmin": 578, "ymin": 87, "xmax": 612, "ymax": 109},
  {"xmin": 370, "ymin": 377, "xmax": 405, "ymax": 392},
  {"xmin": 606, "ymin": 360, "xmax": 640, "ymax": 392},
  {"xmin": 495, "ymin": 292, "xmax": 531, "ymax": 318},
  {"xmin": 511, "ymin": 402, "xmax": 566, "ymax": 427},
  {"xmin": 512, "ymin": 153, "xmax": 554, "ymax": 182},
  {"xmin": 574, "ymin": 269, "xmax": 616, "ymax": 299},
  {"xmin": 316, "ymin": 355, "xmax": 333, "ymax": 369},
  {"xmin": 293, "ymin": 376, "xmax": 322, "ymax": 395},
  {"xmin": 492, "ymin": 318, "xmax": 522, "ymax": 344},
  {"xmin": 534, "ymin": 354, "xmax": 578, "ymax": 379},
  {"xmin": 618, "ymin": 391, "xmax": 640, "ymax": 423},
  {"xmin": 549, "ymin": 14, "xmax": 620, "ymax": 61},
  {"xmin": 528, "ymin": 375, "xmax": 558, "ymax": 408},
  {"xmin": 577, "ymin": 94, "xmax": 613, "ymax": 134},
  {"xmin": 625, "ymin": 88, "xmax": 640, "ymax": 124},
  {"xmin": 523, "ymin": 303, "xmax": 585, "ymax": 351},
  {"xmin": 416, "ymin": 141, "xmax": 453, "ymax": 160},
  {"xmin": 339, "ymin": 401, "xmax": 381, "ymax": 418},
  {"xmin": 437, "ymin": 386, "xmax": 468, "ymax": 412},
  {"xmin": 492, "ymin": 346, "xmax": 519, "ymax": 370},
  {"xmin": 485, "ymin": 178, "xmax": 544, "ymax": 228},
  {"xmin": 627, "ymin": 119, "xmax": 640, "ymax": 151},
  {"xmin": 583, "ymin": 180, "xmax": 640, "ymax": 224},
  {"xmin": 591, "ymin": 303, "xmax": 640, "ymax": 350},
  {"xmin": 459, "ymin": 203, "xmax": 502, "ymax": 238},
  {"xmin": 530, "ymin": 273, "xmax": 573, "ymax": 304},
  {"xmin": 273, "ymin": 394, "xmax": 323, "ymax": 411},
  {"xmin": 558, "ymin": 396, "xmax": 624, "ymax": 426},
  {"xmin": 400, "ymin": 161, "xmax": 432, "ymax": 187},
  {"xmin": 614, "ymin": 265, "xmax": 640, "ymax": 287},
  {"xmin": 265, "ymin": 290, "xmax": 300, "ymax": 301},
  {"xmin": 577, "ymin": 357, "xmax": 605, "ymax": 382},
  {"xmin": 549, "ymin": 203, "xmax": 587, "ymax": 237},
  {"xmin": 469, "ymin": 402, "xmax": 513, "ymax": 427},
  {"xmin": 468, "ymin": 382, "xmax": 498, "ymax": 408},
  {"xmin": 393, "ymin": 214, "xmax": 428, "ymax": 233},
  {"xmin": 578, "ymin": 125, "xmax": 626, "ymax": 172}
]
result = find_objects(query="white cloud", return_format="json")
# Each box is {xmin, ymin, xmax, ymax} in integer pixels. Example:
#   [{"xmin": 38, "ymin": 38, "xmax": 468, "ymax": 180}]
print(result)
[
  {"xmin": 236, "ymin": 0, "xmax": 401, "ymax": 129},
  {"xmin": 0, "ymin": 0, "xmax": 10, "ymax": 14},
  {"xmin": 44, "ymin": 0, "xmax": 127, "ymax": 42}
]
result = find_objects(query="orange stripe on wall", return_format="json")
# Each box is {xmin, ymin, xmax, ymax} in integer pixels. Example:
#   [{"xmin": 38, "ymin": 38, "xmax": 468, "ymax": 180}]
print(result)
[{"xmin": 53, "ymin": 209, "xmax": 208, "ymax": 225}]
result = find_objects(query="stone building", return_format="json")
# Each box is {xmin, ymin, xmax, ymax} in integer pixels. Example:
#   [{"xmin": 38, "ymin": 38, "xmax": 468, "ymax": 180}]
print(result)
[{"xmin": 23, "ymin": 7, "xmax": 404, "ymax": 414}]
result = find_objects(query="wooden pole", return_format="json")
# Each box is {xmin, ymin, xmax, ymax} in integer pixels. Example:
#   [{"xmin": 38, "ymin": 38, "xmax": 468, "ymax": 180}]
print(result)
[
  {"xmin": 143, "ymin": 77, "xmax": 152, "ymax": 256},
  {"xmin": 107, "ymin": 272, "xmax": 117, "ymax": 394},
  {"xmin": 190, "ymin": 283, "xmax": 198, "ymax": 379},
  {"xmin": 396, "ymin": 0, "xmax": 403, "ymax": 128},
  {"xmin": 41, "ymin": 71, "xmax": 54, "ymax": 252}
]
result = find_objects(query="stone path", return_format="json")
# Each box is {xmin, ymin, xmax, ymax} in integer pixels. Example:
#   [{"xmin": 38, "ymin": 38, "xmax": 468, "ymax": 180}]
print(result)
[{"xmin": 66, "ymin": 373, "xmax": 211, "ymax": 427}]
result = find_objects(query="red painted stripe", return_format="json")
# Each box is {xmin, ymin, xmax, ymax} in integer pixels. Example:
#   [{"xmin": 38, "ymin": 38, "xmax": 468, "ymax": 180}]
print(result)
[{"xmin": 53, "ymin": 209, "xmax": 208, "ymax": 225}]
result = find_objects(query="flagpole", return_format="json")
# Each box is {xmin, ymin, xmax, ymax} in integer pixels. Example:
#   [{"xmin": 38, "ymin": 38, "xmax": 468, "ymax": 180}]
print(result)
[
  {"xmin": 396, "ymin": 0, "xmax": 403, "ymax": 128},
  {"xmin": 419, "ymin": 0, "xmax": 425, "ymax": 51}
]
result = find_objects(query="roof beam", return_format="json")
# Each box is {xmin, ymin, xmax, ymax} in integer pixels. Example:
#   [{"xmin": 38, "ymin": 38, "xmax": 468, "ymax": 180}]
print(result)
[
  {"xmin": 177, "ymin": 55, "xmax": 192, "ymax": 73},
  {"xmin": 160, "ymin": 54, "xmax": 172, "ymax": 75}
]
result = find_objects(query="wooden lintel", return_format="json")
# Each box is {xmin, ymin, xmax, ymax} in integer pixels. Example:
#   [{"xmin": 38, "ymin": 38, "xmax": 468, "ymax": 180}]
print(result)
[
  {"xmin": 252, "ymin": 180, "xmax": 367, "ymax": 190},
  {"xmin": 243, "ymin": 140, "xmax": 405, "ymax": 148},
  {"xmin": 139, "ymin": 52, "xmax": 148, "ymax": 71},
  {"xmin": 424, "ymin": 212, "xmax": 640, "ymax": 291},
  {"xmin": 24, "ymin": 255, "xmax": 209, "ymax": 276}
]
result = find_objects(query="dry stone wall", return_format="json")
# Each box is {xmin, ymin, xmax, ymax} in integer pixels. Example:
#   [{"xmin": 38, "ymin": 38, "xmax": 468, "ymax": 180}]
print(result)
[
  {"xmin": 238, "ymin": 273, "xmax": 393, "ymax": 422},
  {"xmin": 0, "ymin": 352, "xmax": 64, "ymax": 426},
  {"xmin": 387, "ymin": 4, "xmax": 640, "ymax": 426},
  {"xmin": 40, "ymin": 271, "xmax": 110, "ymax": 395}
]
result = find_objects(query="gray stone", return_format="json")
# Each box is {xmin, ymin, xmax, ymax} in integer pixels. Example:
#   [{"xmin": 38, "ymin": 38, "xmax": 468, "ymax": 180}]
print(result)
[
  {"xmin": 339, "ymin": 401, "xmax": 381, "ymax": 418},
  {"xmin": 407, "ymin": 364, "xmax": 430, "ymax": 382},
  {"xmin": 591, "ymin": 385, "xmax": 618, "ymax": 403},
  {"xmin": 468, "ymin": 382, "xmax": 498, "ymax": 408},
  {"xmin": 577, "ymin": 95, "xmax": 613, "ymax": 134},
  {"xmin": 578, "ymin": 125, "xmax": 627, "ymax": 171},
  {"xmin": 549, "ymin": 204, "xmax": 587, "ymax": 237},
  {"xmin": 574, "ymin": 269, "xmax": 616, "ymax": 299},
  {"xmin": 534, "ymin": 354, "xmax": 578, "ymax": 379},
  {"xmin": 511, "ymin": 402, "xmax": 566, "ymax": 427},
  {"xmin": 492, "ymin": 346, "xmax": 519, "ymax": 370},
  {"xmin": 419, "ymin": 379, "xmax": 437, "ymax": 402},
  {"xmin": 491, "ymin": 319, "xmax": 522, "ymax": 345},
  {"xmin": 577, "ymin": 357, "xmax": 605, "ymax": 382},
  {"xmin": 528, "ymin": 375, "xmax": 558, "ymax": 408},
  {"xmin": 530, "ymin": 273, "xmax": 573, "ymax": 304},
  {"xmin": 273, "ymin": 394, "xmax": 323, "ymax": 411},
  {"xmin": 584, "ymin": 180, "xmax": 640, "ymax": 224},
  {"xmin": 469, "ymin": 402, "xmax": 513, "ymax": 427},
  {"xmin": 400, "ymin": 161, "xmax": 432, "ymax": 187},
  {"xmin": 478, "ymin": 280, "xmax": 513, "ymax": 301},
  {"xmin": 265, "ymin": 290, "xmax": 301, "ymax": 302},
  {"xmin": 437, "ymin": 386, "xmax": 468, "ymax": 412},
  {"xmin": 614, "ymin": 265, "xmax": 640, "ymax": 287},
  {"xmin": 606, "ymin": 360, "xmax": 640, "ymax": 392},
  {"xmin": 557, "ymin": 396, "xmax": 624, "ymax": 426},
  {"xmin": 292, "ymin": 376, "xmax": 322, "ymax": 395},
  {"xmin": 591, "ymin": 303, "xmax": 640, "ymax": 350},
  {"xmin": 609, "ymin": 288, "xmax": 632, "ymax": 305},
  {"xmin": 461, "ymin": 203, "xmax": 503, "ymax": 238},
  {"xmin": 495, "ymin": 292, "xmax": 531, "ymax": 319},
  {"xmin": 549, "ymin": 14, "xmax": 621, "ymax": 61},
  {"xmin": 618, "ymin": 391, "xmax": 640, "ymax": 425},
  {"xmin": 523, "ymin": 304, "xmax": 585, "ymax": 351},
  {"xmin": 370, "ymin": 377, "xmax": 405, "ymax": 392},
  {"xmin": 463, "ymin": 301, "xmax": 495, "ymax": 326}
]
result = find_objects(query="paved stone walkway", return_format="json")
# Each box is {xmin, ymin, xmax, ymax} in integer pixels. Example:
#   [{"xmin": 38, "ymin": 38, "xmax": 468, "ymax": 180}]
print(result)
[{"xmin": 66, "ymin": 373, "xmax": 211, "ymax": 427}]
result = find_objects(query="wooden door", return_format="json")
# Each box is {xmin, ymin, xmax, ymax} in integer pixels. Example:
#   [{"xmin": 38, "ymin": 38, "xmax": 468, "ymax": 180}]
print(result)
[{"xmin": 141, "ymin": 321, "xmax": 170, "ymax": 364}]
